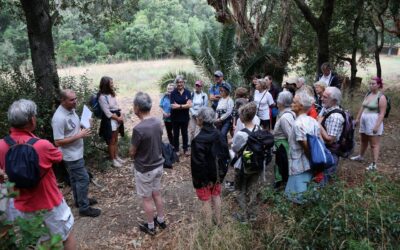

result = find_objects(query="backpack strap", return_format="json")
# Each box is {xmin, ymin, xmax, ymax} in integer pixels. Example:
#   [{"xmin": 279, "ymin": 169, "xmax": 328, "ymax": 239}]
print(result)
[
  {"xmin": 282, "ymin": 111, "xmax": 296, "ymax": 120},
  {"xmin": 3, "ymin": 136, "xmax": 16, "ymax": 147},
  {"xmin": 26, "ymin": 138, "xmax": 39, "ymax": 146}
]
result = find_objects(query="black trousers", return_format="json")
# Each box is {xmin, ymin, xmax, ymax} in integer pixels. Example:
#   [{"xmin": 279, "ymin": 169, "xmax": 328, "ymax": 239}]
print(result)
[
  {"xmin": 172, "ymin": 120, "xmax": 189, "ymax": 152},
  {"xmin": 164, "ymin": 121, "xmax": 174, "ymax": 145}
]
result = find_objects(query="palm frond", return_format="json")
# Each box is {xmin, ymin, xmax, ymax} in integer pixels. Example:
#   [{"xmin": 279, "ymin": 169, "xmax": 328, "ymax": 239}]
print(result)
[{"xmin": 158, "ymin": 70, "xmax": 203, "ymax": 93}]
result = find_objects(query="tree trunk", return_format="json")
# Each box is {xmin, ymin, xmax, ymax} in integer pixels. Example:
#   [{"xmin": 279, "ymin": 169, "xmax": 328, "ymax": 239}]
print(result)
[
  {"xmin": 20, "ymin": 0, "xmax": 59, "ymax": 103},
  {"xmin": 316, "ymin": 29, "xmax": 330, "ymax": 76}
]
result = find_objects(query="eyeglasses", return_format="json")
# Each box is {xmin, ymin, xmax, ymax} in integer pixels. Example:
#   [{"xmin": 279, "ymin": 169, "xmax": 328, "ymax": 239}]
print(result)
[
  {"xmin": 177, "ymin": 81, "xmax": 184, "ymax": 84},
  {"xmin": 195, "ymin": 84, "xmax": 201, "ymax": 87},
  {"xmin": 369, "ymin": 82, "xmax": 377, "ymax": 85}
]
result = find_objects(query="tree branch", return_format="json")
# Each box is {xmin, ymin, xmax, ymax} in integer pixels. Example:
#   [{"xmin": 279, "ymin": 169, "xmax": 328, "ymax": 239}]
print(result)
[{"xmin": 292, "ymin": 0, "xmax": 319, "ymax": 29}]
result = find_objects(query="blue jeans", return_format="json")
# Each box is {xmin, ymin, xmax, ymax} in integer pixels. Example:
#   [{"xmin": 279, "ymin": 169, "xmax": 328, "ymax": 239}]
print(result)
[
  {"xmin": 219, "ymin": 119, "xmax": 232, "ymax": 142},
  {"xmin": 64, "ymin": 158, "xmax": 89, "ymax": 212}
]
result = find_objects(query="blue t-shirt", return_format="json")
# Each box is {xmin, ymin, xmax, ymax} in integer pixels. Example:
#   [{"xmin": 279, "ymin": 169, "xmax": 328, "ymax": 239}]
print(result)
[
  {"xmin": 170, "ymin": 88, "xmax": 192, "ymax": 122},
  {"xmin": 208, "ymin": 82, "xmax": 222, "ymax": 108},
  {"xmin": 159, "ymin": 94, "xmax": 171, "ymax": 122}
]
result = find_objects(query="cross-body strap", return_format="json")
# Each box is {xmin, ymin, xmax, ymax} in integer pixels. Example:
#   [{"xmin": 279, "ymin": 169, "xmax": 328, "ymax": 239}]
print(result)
[{"xmin": 256, "ymin": 90, "xmax": 268, "ymax": 114}]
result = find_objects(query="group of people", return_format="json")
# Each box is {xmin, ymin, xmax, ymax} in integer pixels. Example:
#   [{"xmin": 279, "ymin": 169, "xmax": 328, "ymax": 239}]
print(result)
[{"xmin": 0, "ymin": 63, "xmax": 388, "ymax": 246}]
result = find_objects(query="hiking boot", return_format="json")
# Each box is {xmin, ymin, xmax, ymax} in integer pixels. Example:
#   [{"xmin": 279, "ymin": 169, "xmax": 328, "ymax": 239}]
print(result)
[
  {"xmin": 79, "ymin": 207, "xmax": 101, "ymax": 217},
  {"xmin": 154, "ymin": 217, "xmax": 167, "ymax": 229},
  {"xmin": 112, "ymin": 159, "xmax": 122, "ymax": 167},
  {"xmin": 366, "ymin": 163, "xmax": 377, "ymax": 171},
  {"xmin": 350, "ymin": 155, "xmax": 364, "ymax": 162},
  {"xmin": 184, "ymin": 150, "xmax": 190, "ymax": 157},
  {"xmin": 116, "ymin": 156, "xmax": 127, "ymax": 164},
  {"xmin": 139, "ymin": 223, "xmax": 156, "ymax": 236},
  {"xmin": 75, "ymin": 198, "xmax": 98, "ymax": 208}
]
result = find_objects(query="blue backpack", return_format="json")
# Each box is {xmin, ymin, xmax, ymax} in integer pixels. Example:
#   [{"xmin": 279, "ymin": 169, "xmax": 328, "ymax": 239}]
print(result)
[
  {"xmin": 4, "ymin": 136, "xmax": 41, "ymax": 188},
  {"xmin": 89, "ymin": 94, "xmax": 102, "ymax": 118},
  {"xmin": 306, "ymin": 134, "xmax": 335, "ymax": 172}
]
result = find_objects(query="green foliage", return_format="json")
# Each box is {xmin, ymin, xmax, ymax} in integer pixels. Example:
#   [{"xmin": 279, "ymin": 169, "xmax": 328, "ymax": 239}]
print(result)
[
  {"xmin": 261, "ymin": 174, "xmax": 400, "ymax": 248},
  {"xmin": 0, "ymin": 183, "xmax": 62, "ymax": 250},
  {"xmin": 158, "ymin": 70, "xmax": 203, "ymax": 93}
]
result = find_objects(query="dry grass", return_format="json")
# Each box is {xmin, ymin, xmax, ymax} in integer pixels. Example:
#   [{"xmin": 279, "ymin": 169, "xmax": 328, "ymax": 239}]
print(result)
[{"xmin": 58, "ymin": 58, "xmax": 198, "ymax": 97}]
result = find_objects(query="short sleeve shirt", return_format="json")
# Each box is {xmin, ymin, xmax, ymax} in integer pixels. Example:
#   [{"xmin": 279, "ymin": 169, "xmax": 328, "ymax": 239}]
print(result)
[
  {"xmin": 170, "ymin": 88, "xmax": 192, "ymax": 122},
  {"xmin": 322, "ymin": 106, "xmax": 345, "ymax": 142},
  {"xmin": 131, "ymin": 117, "xmax": 165, "ymax": 173},
  {"xmin": 51, "ymin": 105, "xmax": 84, "ymax": 161},
  {"xmin": 209, "ymin": 83, "xmax": 222, "ymax": 107},
  {"xmin": 0, "ymin": 128, "xmax": 63, "ymax": 212},
  {"xmin": 254, "ymin": 90, "xmax": 275, "ymax": 120}
]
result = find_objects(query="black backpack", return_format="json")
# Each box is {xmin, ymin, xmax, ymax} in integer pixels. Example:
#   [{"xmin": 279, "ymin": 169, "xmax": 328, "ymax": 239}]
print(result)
[
  {"xmin": 161, "ymin": 142, "xmax": 179, "ymax": 169},
  {"xmin": 4, "ymin": 136, "xmax": 41, "ymax": 188},
  {"xmin": 322, "ymin": 109, "xmax": 355, "ymax": 158},
  {"xmin": 240, "ymin": 126, "xmax": 274, "ymax": 175},
  {"xmin": 210, "ymin": 134, "xmax": 231, "ymax": 183}
]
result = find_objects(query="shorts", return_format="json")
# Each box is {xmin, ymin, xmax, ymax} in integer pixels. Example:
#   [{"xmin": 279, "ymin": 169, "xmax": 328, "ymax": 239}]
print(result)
[
  {"xmin": 135, "ymin": 166, "xmax": 163, "ymax": 197},
  {"xmin": 359, "ymin": 112, "xmax": 383, "ymax": 136},
  {"xmin": 14, "ymin": 199, "xmax": 74, "ymax": 242},
  {"xmin": 195, "ymin": 183, "xmax": 222, "ymax": 201},
  {"xmin": 260, "ymin": 119, "xmax": 270, "ymax": 130},
  {"xmin": 111, "ymin": 119, "xmax": 119, "ymax": 131}
]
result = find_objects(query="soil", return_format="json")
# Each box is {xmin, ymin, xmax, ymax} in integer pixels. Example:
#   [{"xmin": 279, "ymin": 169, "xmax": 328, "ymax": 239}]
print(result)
[{"xmin": 64, "ymin": 93, "xmax": 400, "ymax": 249}]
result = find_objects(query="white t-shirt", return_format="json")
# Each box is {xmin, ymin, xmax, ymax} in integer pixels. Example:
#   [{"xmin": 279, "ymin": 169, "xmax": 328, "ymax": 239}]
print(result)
[{"xmin": 254, "ymin": 90, "xmax": 275, "ymax": 120}]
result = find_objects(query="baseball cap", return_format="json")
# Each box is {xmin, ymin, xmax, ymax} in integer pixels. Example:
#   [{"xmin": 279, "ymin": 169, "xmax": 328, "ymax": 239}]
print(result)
[
  {"xmin": 285, "ymin": 77, "xmax": 297, "ymax": 85},
  {"xmin": 214, "ymin": 70, "xmax": 224, "ymax": 78},
  {"xmin": 195, "ymin": 80, "xmax": 203, "ymax": 87},
  {"xmin": 220, "ymin": 82, "xmax": 232, "ymax": 93}
]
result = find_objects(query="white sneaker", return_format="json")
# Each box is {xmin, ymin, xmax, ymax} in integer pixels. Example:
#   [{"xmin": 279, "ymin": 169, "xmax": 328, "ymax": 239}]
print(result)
[
  {"xmin": 366, "ymin": 163, "xmax": 377, "ymax": 171},
  {"xmin": 350, "ymin": 155, "xmax": 364, "ymax": 162},
  {"xmin": 116, "ymin": 156, "xmax": 127, "ymax": 164},
  {"xmin": 112, "ymin": 159, "xmax": 122, "ymax": 168}
]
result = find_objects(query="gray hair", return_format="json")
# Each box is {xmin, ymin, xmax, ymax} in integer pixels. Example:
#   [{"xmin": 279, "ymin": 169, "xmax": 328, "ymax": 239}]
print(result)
[
  {"xmin": 133, "ymin": 92, "xmax": 152, "ymax": 112},
  {"xmin": 297, "ymin": 91, "xmax": 315, "ymax": 110},
  {"xmin": 257, "ymin": 79, "xmax": 268, "ymax": 89},
  {"xmin": 59, "ymin": 89, "xmax": 74, "ymax": 101},
  {"xmin": 197, "ymin": 107, "xmax": 215, "ymax": 124},
  {"xmin": 8, "ymin": 99, "xmax": 37, "ymax": 128},
  {"xmin": 297, "ymin": 77, "xmax": 306, "ymax": 85},
  {"xmin": 313, "ymin": 81, "xmax": 328, "ymax": 89},
  {"xmin": 174, "ymin": 75, "xmax": 185, "ymax": 84},
  {"xmin": 321, "ymin": 62, "xmax": 332, "ymax": 71},
  {"xmin": 325, "ymin": 86, "xmax": 342, "ymax": 105},
  {"xmin": 277, "ymin": 91, "xmax": 293, "ymax": 107}
]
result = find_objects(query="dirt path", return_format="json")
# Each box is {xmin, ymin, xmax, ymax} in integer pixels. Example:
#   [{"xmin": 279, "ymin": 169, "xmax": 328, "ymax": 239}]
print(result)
[{"xmin": 65, "ymin": 94, "xmax": 400, "ymax": 249}]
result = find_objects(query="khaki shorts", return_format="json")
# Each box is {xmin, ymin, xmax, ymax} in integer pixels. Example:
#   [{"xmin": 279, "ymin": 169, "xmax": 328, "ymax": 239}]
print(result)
[{"xmin": 135, "ymin": 166, "xmax": 163, "ymax": 197}]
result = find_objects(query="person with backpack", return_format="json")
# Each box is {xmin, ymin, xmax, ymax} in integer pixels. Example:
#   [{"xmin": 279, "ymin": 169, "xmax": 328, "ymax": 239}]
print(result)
[
  {"xmin": 191, "ymin": 107, "xmax": 230, "ymax": 226},
  {"xmin": 273, "ymin": 91, "xmax": 295, "ymax": 189},
  {"xmin": 159, "ymin": 83, "xmax": 175, "ymax": 145},
  {"xmin": 318, "ymin": 87, "xmax": 345, "ymax": 184},
  {"xmin": 52, "ymin": 89, "xmax": 101, "ymax": 217},
  {"xmin": 350, "ymin": 76, "xmax": 388, "ymax": 171},
  {"xmin": 231, "ymin": 102, "xmax": 273, "ymax": 222},
  {"xmin": 0, "ymin": 99, "xmax": 76, "ymax": 249},
  {"xmin": 285, "ymin": 92, "xmax": 320, "ymax": 204},
  {"xmin": 97, "ymin": 76, "xmax": 126, "ymax": 168},
  {"xmin": 189, "ymin": 80, "xmax": 208, "ymax": 144}
]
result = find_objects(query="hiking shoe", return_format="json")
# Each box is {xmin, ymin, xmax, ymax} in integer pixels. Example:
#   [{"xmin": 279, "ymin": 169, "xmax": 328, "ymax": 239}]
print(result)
[
  {"xmin": 75, "ymin": 198, "xmax": 98, "ymax": 208},
  {"xmin": 112, "ymin": 159, "xmax": 122, "ymax": 167},
  {"xmin": 366, "ymin": 163, "xmax": 377, "ymax": 171},
  {"xmin": 79, "ymin": 207, "xmax": 101, "ymax": 217},
  {"xmin": 116, "ymin": 156, "xmax": 127, "ymax": 164},
  {"xmin": 350, "ymin": 155, "xmax": 364, "ymax": 162},
  {"xmin": 139, "ymin": 223, "xmax": 156, "ymax": 236},
  {"xmin": 154, "ymin": 217, "xmax": 167, "ymax": 229}
]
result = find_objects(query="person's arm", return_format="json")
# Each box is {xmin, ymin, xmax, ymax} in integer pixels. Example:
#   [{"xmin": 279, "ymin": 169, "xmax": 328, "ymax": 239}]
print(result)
[
  {"xmin": 129, "ymin": 144, "xmax": 137, "ymax": 158},
  {"xmin": 319, "ymin": 124, "xmax": 335, "ymax": 145},
  {"xmin": 355, "ymin": 104, "xmax": 365, "ymax": 126},
  {"xmin": 373, "ymin": 94, "xmax": 387, "ymax": 134},
  {"xmin": 209, "ymin": 85, "xmax": 221, "ymax": 101},
  {"xmin": 219, "ymin": 98, "xmax": 234, "ymax": 121},
  {"xmin": 299, "ymin": 140, "xmax": 310, "ymax": 160},
  {"xmin": 99, "ymin": 95, "xmax": 122, "ymax": 123},
  {"xmin": 54, "ymin": 129, "xmax": 91, "ymax": 147},
  {"xmin": 279, "ymin": 116, "xmax": 293, "ymax": 139}
]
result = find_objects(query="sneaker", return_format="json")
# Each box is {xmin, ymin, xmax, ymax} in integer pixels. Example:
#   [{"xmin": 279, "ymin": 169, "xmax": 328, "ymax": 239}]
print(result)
[
  {"xmin": 139, "ymin": 223, "xmax": 156, "ymax": 236},
  {"xmin": 75, "ymin": 198, "xmax": 98, "ymax": 208},
  {"xmin": 184, "ymin": 151, "xmax": 191, "ymax": 156},
  {"xmin": 350, "ymin": 155, "xmax": 364, "ymax": 162},
  {"xmin": 154, "ymin": 217, "xmax": 167, "ymax": 229},
  {"xmin": 79, "ymin": 207, "xmax": 101, "ymax": 217},
  {"xmin": 366, "ymin": 163, "xmax": 377, "ymax": 171},
  {"xmin": 116, "ymin": 156, "xmax": 127, "ymax": 164},
  {"xmin": 112, "ymin": 159, "xmax": 122, "ymax": 167}
]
